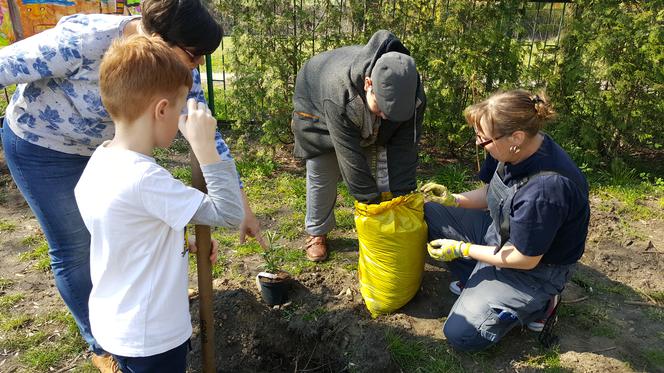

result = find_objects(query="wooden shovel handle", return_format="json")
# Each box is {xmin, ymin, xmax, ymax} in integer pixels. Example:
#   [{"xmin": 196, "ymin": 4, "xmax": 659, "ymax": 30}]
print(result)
[{"xmin": 190, "ymin": 151, "xmax": 215, "ymax": 373}]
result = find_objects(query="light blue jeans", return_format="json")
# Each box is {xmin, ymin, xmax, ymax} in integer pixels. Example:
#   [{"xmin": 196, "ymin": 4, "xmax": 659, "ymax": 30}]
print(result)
[{"xmin": 2, "ymin": 123, "xmax": 104, "ymax": 354}]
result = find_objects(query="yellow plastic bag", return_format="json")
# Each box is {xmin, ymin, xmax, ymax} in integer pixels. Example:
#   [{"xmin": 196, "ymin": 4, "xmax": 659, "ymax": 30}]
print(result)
[{"xmin": 355, "ymin": 193, "xmax": 427, "ymax": 317}]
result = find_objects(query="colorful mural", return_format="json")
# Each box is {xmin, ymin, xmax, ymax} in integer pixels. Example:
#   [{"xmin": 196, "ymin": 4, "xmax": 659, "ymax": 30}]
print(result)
[
  {"xmin": 0, "ymin": 0, "xmax": 16, "ymax": 46},
  {"xmin": 0, "ymin": 0, "xmax": 141, "ymax": 46}
]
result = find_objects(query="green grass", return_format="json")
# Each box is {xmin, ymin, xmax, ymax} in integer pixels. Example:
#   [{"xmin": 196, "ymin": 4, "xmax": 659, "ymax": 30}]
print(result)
[
  {"xmin": 171, "ymin": 166, "xmax": 193, "ymax": 184},
  {"xmin": 0, "ymin": 277, "xmax": 14, "ymax": 291},
  {"xmin": 0, "ymin": 314, "xmax": 32, "ymax": 331},
  {"xmin": 422, "ymin": 162, "xmax": 479, "ymax": 194},
  {"xmin": 342, "ymin": 261, "xmax": 358, "ymax": 273},
  {"xmin": 15, "ymin": 311, "xmax": 88, "ymax": 371},
  {"xmin": 557, "ymin": 302, "xmax": 618, "ymax": 339},
  {"xmin": 302, "ymin": 306, "xmax": 327, "ymax": 322},
  {"xmin": 235, "ymin": 242, "xmax": 263, "ymax": 256},
  {"xmin": 20, "ymin": 234, "xmax": 43, "ymax": 247},
  {"xmin": 211, "ymin": 253, "xmax": 227, "ymax": 278},
  {"xmin": 277, "ymin": 179, "xmax": 307, "ymax": 211},
  {"xmin": 593, "ymin": 184, "xmax": 664, "ymax": 221},
  {"xmin": 212, "ymin": 228, "xmax": 239, "ymax": 247},
  {"xmin": 643, "ymin": 349, "xmax": 664, "ymax": 369},
  {"xmin": 386, "ymin": 330, "xmax": 463, "ymax": 372},
  {"xmin": 588, "ymin": 157, "xmax": 664, "ymax": 221},
  {"xmin": 0, "ymin": 293, "xmax": 24, "ymax": 311},
  {"xmin": 0, "ymin": 293, "xmax": 32, "ymax": 333},
  {"xmin": 522, "ymin": 348, "xmax": 566, "ymax": 371},
  {"xmin": 152, "ymin": 147, "xmax": 170, "ymax": 164},
  {"xmin": 153, "ymin": 138, "xmax": 190, "ymax": 166},
  {"xmin": 338, "ymin": 183, "xmax": 355, "ymax": 207},
  {"xmin": 335, "ymin": 208, "xmax": 356, "ymax": 230},
  {"xmin": 571, "ymin": 272, "xmax": 637, "ymax": 298},
  {"xmin": 277, "ymin": 211, "xmax": 305, "ymax": 240},
  {"xmin": 188, "ymin": 245, "xmax": 228, "ymax": 279},
  {"xmin": 18, "ymin": 236, "xmax": 51, "ymax": 272},
  {"xmin": 644, "ymin": 307, "xmax": 664, "ymax": 322},
  {"xmin": 0, "ymin": 218, "xmax": 17, "ymax": 232},
  {"xmin": 647, "ymin": 291, "xmax": 664, "ymax": 303},
  {"xmin": 236, "ymin": 154, "xmax": 278, "ymax": 180},
  {"xmin": 169, "ymin": 137, "xmax": 190, "ymax": 154},
  {"xmin": 0, "ymin": 330, "xmax": 47, "ymax": 351}
]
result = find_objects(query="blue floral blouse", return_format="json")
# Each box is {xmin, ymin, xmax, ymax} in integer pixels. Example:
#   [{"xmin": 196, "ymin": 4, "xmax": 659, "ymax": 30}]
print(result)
[{"xmin": 0, "ymin": 13, "xmax": 232, "ymax": 161}]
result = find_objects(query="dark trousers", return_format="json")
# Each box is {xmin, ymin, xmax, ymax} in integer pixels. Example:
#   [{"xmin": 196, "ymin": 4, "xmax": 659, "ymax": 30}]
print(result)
[
  {"xmin": 424, "ymin": 202, "xmax": 571, "ymax": 352},
  {"xmin": 113, "ymin": 339, "xmax": 190, "ymax": 373}
]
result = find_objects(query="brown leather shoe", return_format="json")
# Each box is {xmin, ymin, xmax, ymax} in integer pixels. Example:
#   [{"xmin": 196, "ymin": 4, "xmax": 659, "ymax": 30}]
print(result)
[
  {"xmin": 305, "ymin": 235, "xmax": 328, "ymax": 262},
  {"xmin": 91, "ymin": 353, "xmax": 120, "ymax": 373}
]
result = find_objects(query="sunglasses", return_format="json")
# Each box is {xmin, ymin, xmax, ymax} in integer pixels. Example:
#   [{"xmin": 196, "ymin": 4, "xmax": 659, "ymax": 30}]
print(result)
[{"xmin": 475, "ymin": 133, "xmax": 505, "ymax": 148}]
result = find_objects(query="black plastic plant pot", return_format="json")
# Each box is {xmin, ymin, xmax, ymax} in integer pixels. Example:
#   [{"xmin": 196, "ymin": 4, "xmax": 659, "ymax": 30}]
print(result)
[{"xmin": 256, "ymin": 271, "xmax": 291, "ymax": 306}]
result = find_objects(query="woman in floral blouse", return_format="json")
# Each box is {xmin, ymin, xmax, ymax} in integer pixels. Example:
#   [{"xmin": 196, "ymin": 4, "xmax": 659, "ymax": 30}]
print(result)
[{"xmin": 0, "ymin": 1, "xmax": 262, "ymax": 370}]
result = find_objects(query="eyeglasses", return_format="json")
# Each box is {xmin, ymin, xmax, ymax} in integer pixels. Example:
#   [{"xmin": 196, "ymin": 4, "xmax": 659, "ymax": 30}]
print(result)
[
  {"xmin": 178, "ymin": 45, "xmax": 200, "ymax": 63},
  {"xmin": 476, "ymin": 133, "xmax": 505, "ymax": 148}
]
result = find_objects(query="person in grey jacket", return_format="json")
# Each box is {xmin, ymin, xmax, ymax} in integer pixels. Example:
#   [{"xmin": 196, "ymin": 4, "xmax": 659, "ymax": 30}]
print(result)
[{"xmin": 292, "ymin": 30, "xmax": 426, "ymax": 261}]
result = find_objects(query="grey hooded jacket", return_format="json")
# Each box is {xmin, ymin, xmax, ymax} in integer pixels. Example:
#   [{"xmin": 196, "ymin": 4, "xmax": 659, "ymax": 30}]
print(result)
[{"xmin": 291, "ymin": 30, "xmax": 426, "ymax": 203}]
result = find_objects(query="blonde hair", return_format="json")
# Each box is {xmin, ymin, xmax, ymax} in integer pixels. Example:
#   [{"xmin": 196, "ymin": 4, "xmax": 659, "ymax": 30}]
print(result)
[
  {"xmin": 99, "ymin": 34, "xmax": 193, "ymax": 123},
  {"xmin": 464, "ymin": 89, "xmax": 556, "ymax": 138}
]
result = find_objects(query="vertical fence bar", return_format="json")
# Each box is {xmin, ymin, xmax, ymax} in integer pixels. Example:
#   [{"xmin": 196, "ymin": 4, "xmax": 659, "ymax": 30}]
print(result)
[
  {"xmin": 555, "ymin": 2, "xmax": 568, "ymax": 47},
  {"xmin": 205, "ymin": 55, "xmax": 215, "ymax": 115},
  {"xmin": 339, "ymin": 0, "xmax": 344, "ymax": 37},
  {"xmin": 311, "ymin": 0, "xmax": 316, "ymax": 57},
  {"xmin": 537, "ymin": 2, "xmax": 556, "ymax": 83},
  {"xmin": 220, "ymin": 35, "xmax": 227, "ymax": 118},
  {"xmin": 527, "ymin": 2, "xmax": 542, "ymax": 69},
  {"xmin": 552, "ymin": 1, "xmax": 569, "ymax": 70}
]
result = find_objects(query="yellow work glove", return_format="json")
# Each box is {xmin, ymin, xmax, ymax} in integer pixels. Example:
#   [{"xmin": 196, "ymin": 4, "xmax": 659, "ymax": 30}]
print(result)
[
  {"xmin": 420, "ymin": 182, "xmax": 459, "ymax": 207},
  {"xmin": 427, "ymin": 239, "xmax": 471, "ymax": 261}
]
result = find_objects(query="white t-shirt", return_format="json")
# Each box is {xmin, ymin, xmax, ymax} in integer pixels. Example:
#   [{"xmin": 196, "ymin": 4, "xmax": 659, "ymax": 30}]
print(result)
[{"xmin": 75, "ymin": 144, "xmax": 204, "ymax": 357}]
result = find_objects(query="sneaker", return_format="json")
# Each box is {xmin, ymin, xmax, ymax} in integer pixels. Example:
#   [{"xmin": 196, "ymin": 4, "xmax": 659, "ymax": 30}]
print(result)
[
  {"xmin": 528, "ymin": 294, "xmax": 560, "ymax": 332},
  {"xmin": 449, "ymin": 281, "xmax": 464, "ymax": 296},
  {"xmin": 91, "ymin": 353, "xmax": 120, "ymax": 373}
]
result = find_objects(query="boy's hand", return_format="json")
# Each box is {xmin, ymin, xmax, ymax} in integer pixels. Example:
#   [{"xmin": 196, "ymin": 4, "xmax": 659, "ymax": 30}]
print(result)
[
  {"xmin": 240, "ymin": 208, "xmax": 268, "ymax": 249},
  {"xmin": 179, "ymin": 98, "xmax": 220, "ymax": 165},
  {"xmin": 427, "ymin": 239, "xmax": 471, "ymax": 261},
  {"xmin": 421, "ymin": 182, "xmax": 459, "ymax": 207},
  {"xmin": 188, "ymin": 236, "xmax": 219, "ymax": 263}
]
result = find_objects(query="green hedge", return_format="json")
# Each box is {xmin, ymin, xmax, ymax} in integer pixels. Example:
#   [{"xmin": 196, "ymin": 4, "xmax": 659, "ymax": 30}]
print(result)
[{"xmin": 217, "ymin": 0, "xmax": 663, "ymax": 168}]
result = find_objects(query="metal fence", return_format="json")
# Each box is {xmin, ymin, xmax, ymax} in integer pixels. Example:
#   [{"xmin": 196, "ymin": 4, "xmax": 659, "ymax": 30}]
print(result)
[
  {"xmin": 202, "ymin": 0, "xmax": 574, "ymax": 113},
  {"xmin": 1, "ymin": 1, "xmax": 574, "ymax": 117}
]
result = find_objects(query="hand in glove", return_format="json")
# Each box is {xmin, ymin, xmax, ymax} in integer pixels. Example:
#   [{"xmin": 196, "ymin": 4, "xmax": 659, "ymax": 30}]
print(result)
[
  {"xmin": 420, "ymin": 182, "xmax": 458, "ymax": 207},
  {"xmin": 427, "ymin": 239, "xmax": 471, "ymax": 261}
]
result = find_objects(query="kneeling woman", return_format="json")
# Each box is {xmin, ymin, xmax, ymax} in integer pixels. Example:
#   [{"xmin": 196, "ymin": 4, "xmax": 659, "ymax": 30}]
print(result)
[{"xmin": 422, "ymin": 89, "xmax": 590, "ymax": 352}]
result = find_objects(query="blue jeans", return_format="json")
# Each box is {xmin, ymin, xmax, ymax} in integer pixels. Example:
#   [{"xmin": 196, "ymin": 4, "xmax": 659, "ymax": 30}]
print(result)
[
  {"xmin": 113, "ymin": 339, "xmax": 190, "ymax": 373},
  {"xmin": 1, "ymin": 123, "xmax": 104, "ymax": 354}
]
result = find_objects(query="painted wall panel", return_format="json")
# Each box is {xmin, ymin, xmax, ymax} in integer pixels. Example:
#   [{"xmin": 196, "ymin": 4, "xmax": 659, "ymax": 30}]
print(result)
[{"xmin": 1, "ymin": 0, "xmax": 140, "ymax": 45}]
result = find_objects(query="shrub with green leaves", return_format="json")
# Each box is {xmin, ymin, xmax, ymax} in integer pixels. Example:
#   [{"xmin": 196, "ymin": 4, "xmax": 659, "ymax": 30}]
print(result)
[{"xmin": 217, "ymin": 1, "xmax": 662, "ymax": 172}]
